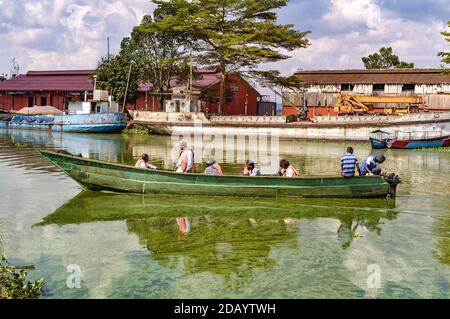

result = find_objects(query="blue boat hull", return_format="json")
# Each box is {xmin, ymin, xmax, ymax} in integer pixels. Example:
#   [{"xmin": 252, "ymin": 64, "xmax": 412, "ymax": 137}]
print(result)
[
  {"xmin": 0, "ymin": 113, "xmax": 127, "ymax": 133},
  {"xmin": 389, "ymin": 136, "xmax": 450, "ymax": 149},
  {"xmin": 370, "ymin": 137, "xmax": 387, "ymax": 149}
]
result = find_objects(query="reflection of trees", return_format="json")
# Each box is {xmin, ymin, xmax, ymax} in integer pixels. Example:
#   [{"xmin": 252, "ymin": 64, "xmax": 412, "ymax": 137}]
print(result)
[
  {"xmin": 433, "ymin": 215, "xmax": 450, "ymax": 265},
  {"xmin": 337, "ymin": 212, "xmax": 394, "ymax": 250},
  {"xmin": 126, "ymin": 216, "xmax": 298, "ymax": 288},
  {"xmin": 38, "ymin": 191, "xmax": 398, "ymax": 287}
]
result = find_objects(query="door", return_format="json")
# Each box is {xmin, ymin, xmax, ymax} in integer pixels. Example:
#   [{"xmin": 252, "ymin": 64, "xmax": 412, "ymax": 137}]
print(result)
[{"xmin": 28, "ymin": 96, "xmax": 34, "ymax": 107}]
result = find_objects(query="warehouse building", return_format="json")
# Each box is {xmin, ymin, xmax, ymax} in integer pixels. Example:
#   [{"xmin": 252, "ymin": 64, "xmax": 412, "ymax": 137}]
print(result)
[
  {"xmin": 0, "ymin": 70, "xmax": 95, "ymax": 112},
  {"xmin": 135, "ymin": 69, "xmax": 266, "ymax": 116},
  {"xmin": 282, "ymin": 69, "xmax": 450, "ymax": 118},
  {"xmin": 0, "ymin": 68, "xmax": 267, "ymax": 116}
]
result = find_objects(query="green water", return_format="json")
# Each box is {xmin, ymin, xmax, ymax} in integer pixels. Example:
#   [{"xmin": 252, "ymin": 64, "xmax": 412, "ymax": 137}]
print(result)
[{"xmin": 0, "ymin": 128, "xmax": 448, "ymax": 298}]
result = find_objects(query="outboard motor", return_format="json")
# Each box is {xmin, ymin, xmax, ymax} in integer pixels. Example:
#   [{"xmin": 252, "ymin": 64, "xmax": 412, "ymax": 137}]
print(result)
[{"xmin": 384, "ymin": 173, "xmax": 401, "ymax": 199}]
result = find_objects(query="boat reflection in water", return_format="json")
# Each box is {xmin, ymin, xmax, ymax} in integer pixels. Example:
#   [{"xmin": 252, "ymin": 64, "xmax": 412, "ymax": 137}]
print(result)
[{"xmin": 37, "ymin": 191, "xmax": 398, "ymax": 287}]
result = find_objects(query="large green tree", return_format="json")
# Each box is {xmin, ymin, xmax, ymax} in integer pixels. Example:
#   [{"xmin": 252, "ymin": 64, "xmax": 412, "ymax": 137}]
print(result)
[
  {"xmin": 144, "ymin": 0, "xmax": 310, "ymax": 114},
  {"xmin": 438, "ymin": 21, "xmax": 450, "ymax": 74},
  {"xmin": 95, "ymin": 11, "xmax": 190, "ymax": 109},
  {"xmin": 362, "ymin": 47, "xmax": 414, "ymax": 69}
]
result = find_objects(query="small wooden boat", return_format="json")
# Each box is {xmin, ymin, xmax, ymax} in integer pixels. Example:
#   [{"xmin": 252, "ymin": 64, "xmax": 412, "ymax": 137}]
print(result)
[
  {"xmin": 370, "ymin": 130, "xmax": 450, "ymax": 149},
  {"xmin": 369, "ymin": 130, "xmax": 393, "ymax": 149},
  {"xmin": 39, "ymin": 150, "xmax": 400, "ymax": 198}
]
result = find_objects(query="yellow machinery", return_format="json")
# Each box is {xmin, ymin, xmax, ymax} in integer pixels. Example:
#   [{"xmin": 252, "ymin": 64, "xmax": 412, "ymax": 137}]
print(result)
[{"xmin": 334, "ymin": 94, "xmax": 425, "ymax": 115}]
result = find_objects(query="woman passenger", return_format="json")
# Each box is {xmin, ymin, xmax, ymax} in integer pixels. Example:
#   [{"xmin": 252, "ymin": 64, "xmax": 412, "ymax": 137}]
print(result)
[
  {"xmin": 135, "ymin": 153, "xmax": 157, "ymax": 170},
  {"xmin": 279, "ymin": 159, "xmax": 299, "ymax": 177}
]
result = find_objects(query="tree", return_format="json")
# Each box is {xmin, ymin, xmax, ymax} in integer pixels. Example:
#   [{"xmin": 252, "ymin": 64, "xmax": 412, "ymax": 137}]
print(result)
[
  {"xmin": 438, "ymin": 21, "xmax": 450, "ymax": 75},
  {"xmin": 95, "ymin": 11, "xmax": 190, "ymax": 109},
  {"xmin": 144, "ymin": 0, "xmax": 310, "ymax": 114},
  {"xmin": 94, "ymin": 38, "xmax": 145, "ymax": 106},
  {"xmin": 0, "ymin": 255, "xmax": 44, "ymax": 299},
  {"xmin": 362, "ymin": 47, "xmax": 414, "ymax": 69}
]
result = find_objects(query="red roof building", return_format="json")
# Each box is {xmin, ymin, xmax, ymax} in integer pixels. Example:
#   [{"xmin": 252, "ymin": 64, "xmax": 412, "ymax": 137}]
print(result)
[
  {"xmin": 0, "ymin": 70, "xmax": 95, "ymax": 111},
  {"xmin": 135, "ymin": 69, "xmax": 262, "ymax": 115},
  {"xmin": 0, "ymin": 69, "xmax": 263, "ymax": 115}
]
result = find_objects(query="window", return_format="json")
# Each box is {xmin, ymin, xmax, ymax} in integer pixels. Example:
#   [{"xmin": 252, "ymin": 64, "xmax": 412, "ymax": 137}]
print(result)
[
  {"xmin": 28, "ymin": 96, "xmax": 34, "ymax": 107},
  {"xmin": 402, "ymin": 84, "xmax": 415, "ymax": 91},
  {"xmin": 373, "ymin": 84, "xmax": 385, "ymax": 91},
  {"xmin": 41, "ymin": 96, "xmax": 47, "ymax": 106},
  {"xmin": 340, "ymin": 84, "xmax": 355, "ymax": 91},
  {"xmin": 230, "ymin": 85, "xmax": 240, "ymax": 92}
]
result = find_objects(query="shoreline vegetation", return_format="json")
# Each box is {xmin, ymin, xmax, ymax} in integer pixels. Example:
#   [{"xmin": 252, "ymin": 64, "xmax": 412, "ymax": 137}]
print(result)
[{"xmin": 0, "ymin": 256, "xmax": 44, "ymax": 299}]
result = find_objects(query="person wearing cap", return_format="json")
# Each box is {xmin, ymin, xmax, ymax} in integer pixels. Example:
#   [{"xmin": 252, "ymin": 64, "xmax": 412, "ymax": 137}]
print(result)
[
  {"xmin": 203, "ymin": 158, "xmax": 223, "ymax": 176},
  {"xmin": 135, "ymin": 153, "xmax": 157, "ymax": 170},
  {"xmin": 241, "ymin": 160, "xmax": 261, "ymax": 176},
  {"xmin": 175, "ymin": 141, "xmax": 195, "ymax": 173}
]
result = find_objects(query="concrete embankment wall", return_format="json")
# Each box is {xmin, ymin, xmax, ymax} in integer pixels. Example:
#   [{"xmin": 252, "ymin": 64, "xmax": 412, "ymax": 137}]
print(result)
[
  {"xmin": 130, "ymin": 111, "xmax": 286, "ymax": 124},
  {"xmin": 169, "ymin": 122, "xmax": 449, "ymax": 141},
  {"xmin": 312, "ymin": 112, "xmax": 450, "ymax": 124},
  {"xmin": 130, "ymin": 111, "xmax": 450, "ymax": 141}
]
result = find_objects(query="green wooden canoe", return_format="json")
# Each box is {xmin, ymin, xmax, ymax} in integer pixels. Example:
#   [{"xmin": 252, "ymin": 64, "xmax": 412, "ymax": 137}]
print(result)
[{"xmin": 38, "ymin": 150, "xmax": 396, "ymax": 198}]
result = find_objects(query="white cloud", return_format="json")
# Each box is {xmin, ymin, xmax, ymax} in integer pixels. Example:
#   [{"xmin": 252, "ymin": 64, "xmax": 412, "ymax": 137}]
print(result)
[
  {"xmin": 274, "ymin": 2, "xmax": 448, "ymax": 72},
  {"xmin": 0, "ymin": 0, "xmax": 448, "ymax": 79},
  {"xmin": 0, "ymin": 0, "xmax": 155, "ymax": 74},
  {"xmin": 324, "ymin": 0, "xmax": 384, "ymax": 30}
]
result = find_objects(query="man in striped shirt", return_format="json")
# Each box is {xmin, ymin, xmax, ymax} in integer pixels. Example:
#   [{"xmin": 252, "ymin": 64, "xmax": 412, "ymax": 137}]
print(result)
[{"xmin": 340, "ymin": 147, "xmax": 361, "ymax": 177}]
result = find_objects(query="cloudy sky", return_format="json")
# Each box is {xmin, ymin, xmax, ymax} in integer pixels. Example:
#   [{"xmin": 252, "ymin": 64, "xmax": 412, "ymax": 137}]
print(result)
[{"xmin": 0, "ymin": 0, "xmax": 449, "ymax": 77}]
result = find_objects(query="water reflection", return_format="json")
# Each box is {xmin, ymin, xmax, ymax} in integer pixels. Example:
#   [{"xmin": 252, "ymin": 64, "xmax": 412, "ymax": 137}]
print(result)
[
  {"xmin": 1, "ymin": 128, "xmax": 449, "ymax": 298},
  {"xmin": 433, "ymin": 216, "xmax": 450, "ymax": 265},
  {"xmin": 37, "ymin": 191, "xmax": 398, "ymax": 288}
]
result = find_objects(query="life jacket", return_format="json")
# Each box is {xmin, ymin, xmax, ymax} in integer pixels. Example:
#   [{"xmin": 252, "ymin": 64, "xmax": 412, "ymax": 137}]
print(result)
[{"xmin": 178, "ymin": 148, "xmax": 196, "ymax": 172}]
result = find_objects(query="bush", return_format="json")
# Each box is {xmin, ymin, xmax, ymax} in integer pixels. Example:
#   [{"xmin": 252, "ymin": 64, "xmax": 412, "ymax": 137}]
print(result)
[{"xmin": 0, "ymin": 255, "xmax": 44, "ymax": 299}]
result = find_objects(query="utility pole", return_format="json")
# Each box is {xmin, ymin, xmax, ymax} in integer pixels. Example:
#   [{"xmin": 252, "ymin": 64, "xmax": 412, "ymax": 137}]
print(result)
[
  {"xmin": 122, "ymin": 62, "xmax": 133, "ymax": 113},
  {"xmin": 107, "ymin": 37, "xmax": 110, "ymax": 59}
]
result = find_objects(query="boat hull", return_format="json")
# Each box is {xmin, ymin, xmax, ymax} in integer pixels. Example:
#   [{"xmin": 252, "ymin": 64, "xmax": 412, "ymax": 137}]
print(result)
[
  {"xmin": 388, "ymin": 136, "xmax": 450, "ymax": 149},
  {"xmin": 370, "ymin": 137, "xmax": 387, "ymax": 149},
  {"xmin": 0, "ymin": 113, "xmax": 127, "ymax": 133},
  {"xmin": 39, "ymin": 150, "xmax": 391, "ymax": 198}
]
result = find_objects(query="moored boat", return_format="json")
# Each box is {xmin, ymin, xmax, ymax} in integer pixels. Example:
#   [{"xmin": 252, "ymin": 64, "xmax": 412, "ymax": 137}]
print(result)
[
  {"xmin": 369, "ymin": 130, "xmax": 393, "ymax": 149},
  {"xmin": 0, "ymin": 112, "xmax": 127, "ymax": 133},
  {"xmin": 39, "ymin": 150, "xmax": 400, "ymax": 198},
  {"xmin": 0, "ymin": 96, "xmax": 127, "ymax": 133},
  {"xmin": 370, "ymin": 129, "xmax": 450, "ymax": 149}
]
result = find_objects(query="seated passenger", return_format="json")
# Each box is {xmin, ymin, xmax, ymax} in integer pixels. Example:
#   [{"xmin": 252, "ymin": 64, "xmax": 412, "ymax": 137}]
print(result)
[
  {"xmin": 241, "ymin": 160, "xmax": 261, "ymax": 176},
  {"xmin": 340, "ymin": 147, "xmax": 361, "ymax": 178},
  {"xmin": 203, "ymin": 158, "xmax": 223, "ymax": 176},
  {"xmin": 360, "ymin": 155, "xmax": 385, "ymax": 175},
  {"xmin": 279, "ymin": 159, "xmax": 299, "ymax": 177},
  {"xmin": 135, "ymin": 153, "xmax": 157, "ymax": 170}
]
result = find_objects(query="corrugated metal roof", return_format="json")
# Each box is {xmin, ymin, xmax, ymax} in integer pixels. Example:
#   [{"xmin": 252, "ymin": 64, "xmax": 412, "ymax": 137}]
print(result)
[
  {"xmin": 139, "ymin": 69, "xmax": 221, "ymax": 92},
  {"xmin": 295, "ymin": 69, "xmax": 450, "ymax": 85},
  {"xmin": 0, "ymin": 70, "xmax": 95, "ymax": 91}
]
